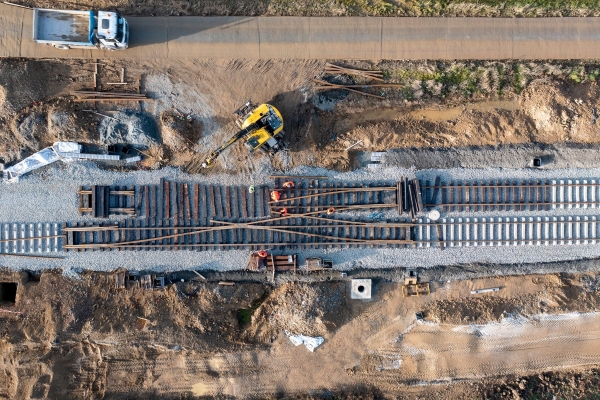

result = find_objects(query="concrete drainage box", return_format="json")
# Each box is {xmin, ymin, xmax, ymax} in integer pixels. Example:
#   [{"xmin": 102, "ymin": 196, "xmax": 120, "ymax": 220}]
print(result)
[{"xmin": 351, "ymin": 279, "xmax": 372, "ymax": 300}]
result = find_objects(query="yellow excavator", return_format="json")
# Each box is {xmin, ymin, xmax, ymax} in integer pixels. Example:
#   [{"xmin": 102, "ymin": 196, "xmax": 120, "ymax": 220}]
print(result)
[{"xmin": 201, "ymin": 101, "xmax": 285, "ymax": 168}]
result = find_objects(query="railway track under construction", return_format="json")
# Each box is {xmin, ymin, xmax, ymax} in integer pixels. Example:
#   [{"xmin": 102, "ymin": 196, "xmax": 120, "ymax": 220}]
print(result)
[
  {"xmin": 422, "ymin": 178, "xmax": 600, "ymax": 212},
  {"xmin": 4, "ymin": 177, "xmax": 600, "ymax": 254}
]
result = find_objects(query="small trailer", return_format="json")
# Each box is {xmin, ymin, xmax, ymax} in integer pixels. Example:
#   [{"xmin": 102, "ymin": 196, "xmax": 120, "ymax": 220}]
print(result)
[{"xmin": 32, "ymin": 8, "xmax": 129, "ymax": 50}]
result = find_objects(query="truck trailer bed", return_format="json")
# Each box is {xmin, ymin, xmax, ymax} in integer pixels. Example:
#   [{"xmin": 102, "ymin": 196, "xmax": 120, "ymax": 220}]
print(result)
[{"xmin": 33, "ymin": 9, "xmax": 91, "ymax": 43}]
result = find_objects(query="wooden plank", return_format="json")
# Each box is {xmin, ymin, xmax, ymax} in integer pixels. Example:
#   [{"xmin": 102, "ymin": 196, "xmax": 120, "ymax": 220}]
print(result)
[
  {"xmin": 225, "ymin": 186, "xmax": 232, "ymax": 218},
  {"xmin": 397, "ymin": 181, "xmax": 403, "ymax": 215},
  {"xmin": 151, "ymin": 185, "xmax": 157, "ymax": 220},
  {"xmin": 144, "ymin": 185, "xmax": 150, "ymax": 219},
  {"xmin": 241, "ymin": 186, "xmax": 248, "ymax": 219},
  {"xmin": 209, "ymin": 186, "xmax": 216, "ymax": 217},
  {"xmin": 193, "ymin": 184, "xmax": 199, "ymax": 222},
  {"xmin": 182, "ymin": 183, "xmax": 189, "ymax": 223},
  {"xmin": 91, "ymin": 186, "xmax": 98, "ymax": 218},
  {"xmin": 177, "ymin": 182, "xmax": 183, "ymax": 221},
  {"xmin": 414, "ymin": 179, "xmax": 424, "ymax": 214},
  {"xmin": 98, "ymin": 186, "xmax": 107, "ymax": 218},
  {"xmin": 407, "ymin": 182, "xmax": 415, "ymax": 220},
  {"xmin": 199, "ymin": 185, "xmax": 207, "ymax": 222},
  {"xmin": 165, "ymin": 180, "xmax": 171, "ymax": 219}
]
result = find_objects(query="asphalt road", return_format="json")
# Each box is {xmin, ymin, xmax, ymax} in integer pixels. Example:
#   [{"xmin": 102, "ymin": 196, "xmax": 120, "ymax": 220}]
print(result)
[{"xmin": 2, "ymin": 3, "xmax": 600, "ymax": 59}]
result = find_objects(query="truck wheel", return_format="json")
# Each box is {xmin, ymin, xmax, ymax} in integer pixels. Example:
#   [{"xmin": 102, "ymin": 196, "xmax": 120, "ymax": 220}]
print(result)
[{"xmin": 53, "ymin": 44, "xmax": 70, "ymax": 50}]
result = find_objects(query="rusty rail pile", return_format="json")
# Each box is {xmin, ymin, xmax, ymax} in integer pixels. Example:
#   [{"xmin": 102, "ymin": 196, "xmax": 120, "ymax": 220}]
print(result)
[
  {"xmin": 313, "ymin": 63, "xmax": 401, "ymax": 99},
  {"xmin": 70, "ymin": 90, "xmax": 152, "ymax": 102}
]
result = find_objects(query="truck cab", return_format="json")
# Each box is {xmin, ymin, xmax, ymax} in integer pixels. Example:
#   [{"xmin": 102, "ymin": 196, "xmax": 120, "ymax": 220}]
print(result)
[
  {"xmin": 96, "ymin": 11, "xmax": 128, "ymax": 50},
  {"xmin": 32, "ymin": 8, "xmax": 128, "ymax": 51}
]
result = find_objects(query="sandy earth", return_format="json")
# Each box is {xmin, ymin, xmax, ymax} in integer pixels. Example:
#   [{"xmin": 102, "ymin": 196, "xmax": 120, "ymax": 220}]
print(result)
[
  {"xmin": 1, "ymin": 58, "xmax": 600, "ymax": 175},
  {"xmin": 3, "ymin": 57, "xmax": 600, "ymax": 398},
  {"xmin": 3, "ymin": 269, "xmax": 600, "ymax": 398}
]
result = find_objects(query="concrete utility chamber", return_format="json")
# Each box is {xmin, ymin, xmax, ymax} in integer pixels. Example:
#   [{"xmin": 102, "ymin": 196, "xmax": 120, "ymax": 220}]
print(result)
[{"xmin": 351, "ymin": 279, "xmax": 372, "ymax": 300}]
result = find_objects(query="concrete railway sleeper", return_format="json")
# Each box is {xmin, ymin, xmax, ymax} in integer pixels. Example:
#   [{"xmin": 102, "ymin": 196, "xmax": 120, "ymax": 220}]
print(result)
[
  {"xmin": 0, "ymin": 222, "xmax": 63, "ymax": 253},
  {"xmin": 423, "ymin": 178, "xmax": 600, "ymax": 213},
  {"xmin": 425, "ymin": 215, "xmax": 600, "ymax": 247}
]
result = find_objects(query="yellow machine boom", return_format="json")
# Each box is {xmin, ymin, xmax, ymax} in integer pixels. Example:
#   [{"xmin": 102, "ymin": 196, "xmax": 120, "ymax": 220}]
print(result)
[{"xmin": 202, "ymin": 102, "xmax": 285, "ymax": 168}]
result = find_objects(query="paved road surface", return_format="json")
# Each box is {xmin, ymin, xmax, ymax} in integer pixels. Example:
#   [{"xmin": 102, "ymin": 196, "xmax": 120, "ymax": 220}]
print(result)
[{"xmin": 1, "ymin": 4, "xmax": 600, "ymax": 59}]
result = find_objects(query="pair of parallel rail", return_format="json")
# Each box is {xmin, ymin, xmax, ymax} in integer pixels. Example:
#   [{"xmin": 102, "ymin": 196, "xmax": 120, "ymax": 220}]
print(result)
[{"xmin": 6, "ymin": 178, "xmax": 600, "ymax": 254}]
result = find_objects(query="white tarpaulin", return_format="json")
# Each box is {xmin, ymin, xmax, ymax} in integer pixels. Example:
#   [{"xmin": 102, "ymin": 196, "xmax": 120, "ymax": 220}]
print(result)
[
  {"xmin": 285, "ymin": 330, "xmax": 324, "ymax": 352},
  {"xmin": 3, "ymin": 142, "xmax": 121, "ymax": 183},
  {"xmin": 3, "ymin": 147, "xmax": 60, "ymax": 183}
]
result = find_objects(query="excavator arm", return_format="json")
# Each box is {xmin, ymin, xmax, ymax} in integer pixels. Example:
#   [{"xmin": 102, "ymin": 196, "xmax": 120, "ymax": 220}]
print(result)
[
  {"xmin": 201, "ymin": 101, "xmax": 284, "ymax": 169},
  {"xmin": 201, "ymin": 124, "xmax": 257, "ymax": 168}
]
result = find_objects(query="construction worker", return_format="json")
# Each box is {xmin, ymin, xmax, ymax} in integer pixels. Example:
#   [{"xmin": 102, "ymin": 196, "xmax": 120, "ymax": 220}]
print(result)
[
  {"xmin": 282, "ymin": 181, "xmax": 295, "ymax": 189},
  {"xmin": 271, "ymin": 190, "xmax": 281, "ymax": 202},
  {"xmin": 257, "ymin": 250, "xmax": 268, "ymax": 258},
  {"xmin": 279, "ymin": 208, "xmax": 289, "ymax": 216},
  {"xmin": 327, "ymin": 207, "xmax": 335, "ymax": 215},
  {"xmin": 249, "ymin": 185, "xmax": 255, "ymax": 194}
]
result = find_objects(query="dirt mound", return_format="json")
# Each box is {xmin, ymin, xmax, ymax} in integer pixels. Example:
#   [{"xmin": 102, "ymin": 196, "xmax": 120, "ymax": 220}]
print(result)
[
  {"xmin": 98, "ymin": 111, "xmax": 160, "ymax": 148},
  {"xmin": 0, "ymin": 85, "xmax": 5, "ymax": 109},
  {"xmin": 424, "ymin": 273, "xmax": 600, "ymax": 325},
  {"xmin": 248, "ymin": 282, "xmax": 349, "ymax": 341},
  {"xmin": 521, "ymin": 79, "xmax": 600, "ymax": 143},
  {"xmin": 159, "ymin": 110, "xmax": 203, "ymax": 150},
  {"xmin": 11, "ymin": 111, "xmax": 45, "ymax": 152}
]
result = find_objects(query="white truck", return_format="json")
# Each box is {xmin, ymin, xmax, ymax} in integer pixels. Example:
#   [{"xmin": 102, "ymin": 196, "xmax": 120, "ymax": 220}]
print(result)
[{"xmin": 32, "ymin": 8, "xmax": 129, "ymax": 51}]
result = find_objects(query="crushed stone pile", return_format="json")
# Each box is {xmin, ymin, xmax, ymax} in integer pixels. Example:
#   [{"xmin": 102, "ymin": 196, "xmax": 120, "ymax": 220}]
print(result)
[{"xmin": 98, "ymin": 111, "xmax": 160, "ymax": 148}]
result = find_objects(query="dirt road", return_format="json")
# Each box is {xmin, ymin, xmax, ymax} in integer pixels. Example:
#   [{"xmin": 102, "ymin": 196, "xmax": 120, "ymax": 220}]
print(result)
[{"xmin": 2, "ymin": 4, "xmax": 600, "ymax": 59}]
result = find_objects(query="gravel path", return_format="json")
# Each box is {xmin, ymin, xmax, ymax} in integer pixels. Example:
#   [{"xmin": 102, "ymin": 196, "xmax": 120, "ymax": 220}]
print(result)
[
  {"xmin": 4, "ymin": 161, "xmax": 600, "ymax": 276},
  {"xmin": 385, "ymin": 143, "xmax": 600, "ymax": 170}
]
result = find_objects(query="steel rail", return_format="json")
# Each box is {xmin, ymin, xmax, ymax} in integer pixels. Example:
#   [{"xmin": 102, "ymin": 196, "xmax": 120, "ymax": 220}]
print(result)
[
  {"xmin": 423, "ymin": 181, "xmax": 600, "ymax": 189},
  {"xmin": 269, "ymin": 186, "xmax": 396, "ymax": 204},
  {"xmin": 0, "ymin": 235, "xmax": 64, "ymax": 243},
  {"xmin": 69, "ymin": 240, "xmax": 413, "ymax": 249},
  {"xmin": 426, "ymin": 201, "xmax": 600, "ymax": 208}
]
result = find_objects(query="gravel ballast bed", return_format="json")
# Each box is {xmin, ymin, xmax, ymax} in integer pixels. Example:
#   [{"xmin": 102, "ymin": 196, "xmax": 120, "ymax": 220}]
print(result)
[{"xmin": 3, "ymin": 162, "xmax": 600, "ymax": 275}]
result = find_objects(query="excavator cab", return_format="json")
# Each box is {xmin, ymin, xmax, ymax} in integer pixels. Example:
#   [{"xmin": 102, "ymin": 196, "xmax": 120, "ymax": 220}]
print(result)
[{"xmin": 201, "ymin": 101, "xmax": 285, "ymax": 168}]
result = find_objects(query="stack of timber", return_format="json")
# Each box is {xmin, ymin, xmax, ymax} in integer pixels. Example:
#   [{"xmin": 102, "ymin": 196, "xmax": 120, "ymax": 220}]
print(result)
[
  {"xmin": 78, "ymin": 186, "xmax": 135, "ymax": 217},
  {"xmin": 70, "ymin": 90, "xmax": 152, "ymax": 102},
  {"xmin": 397, "ymin": 178, "xmax": 424, "ymax": 219},
  {"xmin": 265, "ymin": 254, "xmax": 297, "ymax": 272}
]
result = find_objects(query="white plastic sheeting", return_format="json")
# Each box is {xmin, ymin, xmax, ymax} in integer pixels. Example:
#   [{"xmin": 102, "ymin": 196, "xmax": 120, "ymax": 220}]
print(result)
[
  {"xmin": 3, "ymin": 141, "xmax": 120, "ymax": 183},
  {"xmin": 3, "ymin": 147, "xmax": 60, "ymax": 183},
  {"xmin": 285, "ymin": 330, "xmax": 324, "ymax": 352}
]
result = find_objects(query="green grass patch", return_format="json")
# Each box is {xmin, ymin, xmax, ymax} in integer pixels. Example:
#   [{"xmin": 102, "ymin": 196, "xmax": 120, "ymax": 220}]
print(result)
[
  {"xmin": 237, "ymin": 290, "xmax": 269, "ymax": 327},
  {"xmin": 336, "ymin": 0, "xmax": 398, "ymax": 15},
  {"xmin": 513, "ymin": 64, "xmax": 524, "ymax": 94}
]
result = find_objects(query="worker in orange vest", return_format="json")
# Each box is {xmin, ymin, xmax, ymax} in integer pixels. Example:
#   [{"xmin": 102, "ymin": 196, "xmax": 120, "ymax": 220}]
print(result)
[
  {"xmin": 257, "ymin": 250, "xmax": 268, "ymax": 258},
  {"xmin": 279, "ymin": 208, "xmax": 289, "ymax": 216},
  {"xmin": 271, "ymin": 190, "xmax": 281, "ymax": 202},
  {"xmin": 327, "ymin": 207, "xmax": 335, "ymax": 215},
  {"xmin": 282, "ymin": 181, "xmax": 295, "ymax": 188}
]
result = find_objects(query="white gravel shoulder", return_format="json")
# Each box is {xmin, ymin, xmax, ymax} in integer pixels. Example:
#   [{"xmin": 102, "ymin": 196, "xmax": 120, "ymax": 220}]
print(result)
[{"xmin": 3, "ymin": 162, "xmax": 600, "ymax": 275}]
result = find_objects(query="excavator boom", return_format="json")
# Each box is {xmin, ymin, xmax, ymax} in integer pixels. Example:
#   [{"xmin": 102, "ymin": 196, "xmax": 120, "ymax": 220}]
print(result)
[
  {"xmin": 201, "ymin": 123, "xmax": 257, "ymax": 168},
  {"xmin": 201, "ymin": 102, "xmax": 284, "ymax": 168}
]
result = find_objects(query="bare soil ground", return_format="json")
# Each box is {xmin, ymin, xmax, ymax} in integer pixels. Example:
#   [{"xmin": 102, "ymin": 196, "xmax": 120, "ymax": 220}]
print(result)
[
  {"xmin": 3, "ymin": 57, "xmax": 600, "ymax": 398},
  {"xmin": 3, "ymin": 268, "xmax": 600, "ymax": 398},
  {"xmin": 1, "ymin": 58, "xmax": 600, "ymax": 174}
]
